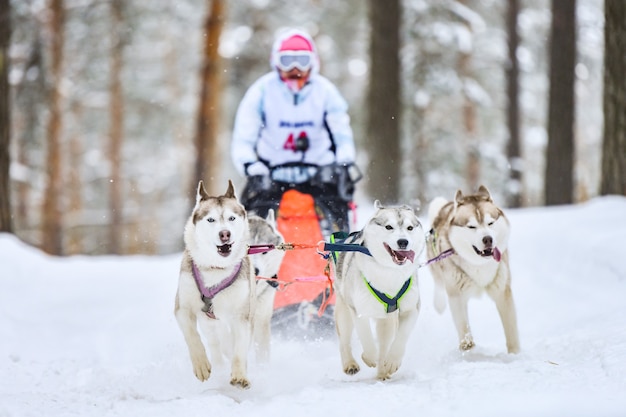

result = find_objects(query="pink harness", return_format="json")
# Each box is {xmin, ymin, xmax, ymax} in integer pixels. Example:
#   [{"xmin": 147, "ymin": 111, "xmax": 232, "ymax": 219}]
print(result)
[{"xmin": 191, "ymin": 260, "xmax": 242, "ymax": 319}]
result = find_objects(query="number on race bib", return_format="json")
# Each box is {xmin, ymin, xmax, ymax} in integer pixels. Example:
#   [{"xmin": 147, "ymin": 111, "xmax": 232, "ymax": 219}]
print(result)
[
  {"xmin": 283, "ymin": 133, "xmax": 296, "ymax": 151},
  {"xmin": 283, "ymin": 131, "xmax": 308, "ymax": 152}
]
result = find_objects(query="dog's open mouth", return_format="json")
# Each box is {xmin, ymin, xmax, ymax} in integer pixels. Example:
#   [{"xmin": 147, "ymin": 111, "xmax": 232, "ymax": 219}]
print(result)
[
  {"xmin": 473, "ymin": 246, "xmax": 501, "ymax": 262},
  {"xmin": 217, "ymin": 243, "xmax": 233, "ymax": 257},
  {"xmin": 384, "ymin": 243, "xmax": 415, "ymax": 265}
]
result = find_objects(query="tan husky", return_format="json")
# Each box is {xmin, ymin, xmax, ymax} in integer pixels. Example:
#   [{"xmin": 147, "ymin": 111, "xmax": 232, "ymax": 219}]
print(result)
[
  {"xmin": 427, "ymin": 185, "xmax": 520, "ymax": 354},
  {"xmin": 174, "ymin": 180, "xmax": 256, "ymax": 389}
]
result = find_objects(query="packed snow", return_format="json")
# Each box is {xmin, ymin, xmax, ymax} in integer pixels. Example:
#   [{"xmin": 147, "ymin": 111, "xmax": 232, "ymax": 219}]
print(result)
[{"xmin": 2, "ymin": 196, "xmax": 626, "ymax": 417}]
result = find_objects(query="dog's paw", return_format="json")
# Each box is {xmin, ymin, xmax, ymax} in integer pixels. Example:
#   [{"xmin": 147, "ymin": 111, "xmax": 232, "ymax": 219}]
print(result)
[
  {"xmin": 507, "ymin": 343, "xmax": 520, "ymax": 354},
  {"xmin": 361, "ymin": 353, "xmax": 376, "ymax": 368},
  {"xmin": 376, "ymin": 369, "xmax": 393, "ymax": 381},
  {"xmin": 380, "ymin": 359, "xmax": 401, "ymax": 379},
  {"xmin": 459, "ymin": 336, "xmax": 475, "ymax": 351},
  {"xmin": 192, "ymin": 359, "xmax": 212, "ymax": 381},
  {"xmin": 230, "ymin": 376, "xmax": 251, "ymax": 389},
  {"xmin": 343, "ymin": 361, "xmax": 360, "ymax": 375},
  {"xmin": 377, "ymin": 359, "xmax": 400, "ymax": 380}
]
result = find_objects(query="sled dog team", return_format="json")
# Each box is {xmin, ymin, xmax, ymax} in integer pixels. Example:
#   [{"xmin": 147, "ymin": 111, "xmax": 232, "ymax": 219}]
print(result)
[{"xmin": 174, "ymin": 180, "xmax": 520, "ymax": 388}]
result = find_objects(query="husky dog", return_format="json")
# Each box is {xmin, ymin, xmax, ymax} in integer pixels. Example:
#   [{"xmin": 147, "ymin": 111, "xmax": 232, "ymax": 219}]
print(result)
[
  {"xmin": 247, "ymin": 210, "xmax": 285, "ymax": 363},
  {"xmin": 427, "ymin": 185, "xmax": 520, "ymax": 354},
  {"xmin": 174, "ymin": 180, "xmax": 256, "ymax": 389},
  {"xmin": 333, "ymin": 201, "xmax": 425, "ymax": 380}
]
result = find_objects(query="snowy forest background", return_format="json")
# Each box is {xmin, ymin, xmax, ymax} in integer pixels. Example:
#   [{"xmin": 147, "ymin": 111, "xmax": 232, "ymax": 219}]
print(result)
[{"xmin": 2, "ymin": 0, "xmax": 624, "ymax": 255}]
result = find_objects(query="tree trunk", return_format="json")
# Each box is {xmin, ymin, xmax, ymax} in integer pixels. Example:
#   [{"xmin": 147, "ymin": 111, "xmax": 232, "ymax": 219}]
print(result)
[
  {"xmin": 41, "ymin": 0, "xmax": 65, "ymax": 254},
  {"xmin": 506, "ymin": 0, "xmax": 523, "ymax": 207},
  {"xmin": 457, "ymin": 1, "xmax": 480, "ymax": 194},
  {"xmin": 14, "ymin": 34, "xmax": 44, "ymax": 236},
  {"xmin": 108, "ymin": 0, "xmax": 125, "ymax": 254},
  {"xmin": 600, "ymin": 0, "xmax": 626, "ymax": 196},
  {"xmin": 66, "ymin": 102, "xmax": 83, "ymax": 254},
  {"xmin": 365, "ymin": 0, "xmax": 401, "ymax": 204},
  {"xmin": 163, "ymin": 5, "xmax": 191, "ymax": 195},
  {"xmin": 545, "ymin": 0, "xmax": 576, "ymax": 206},
  {"xmin": 193, "ymin": 0, "xmax": 225, "ymax": 196},
  {"xmin": 0, "ymin": 0, "xmax": 11, "ymax": 232}
]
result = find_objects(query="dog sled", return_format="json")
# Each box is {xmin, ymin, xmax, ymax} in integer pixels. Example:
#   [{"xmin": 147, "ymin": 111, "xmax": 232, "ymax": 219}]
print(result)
[{"xmin": 242, "ymin": 162, "xmax": 362, "ymax": 336}]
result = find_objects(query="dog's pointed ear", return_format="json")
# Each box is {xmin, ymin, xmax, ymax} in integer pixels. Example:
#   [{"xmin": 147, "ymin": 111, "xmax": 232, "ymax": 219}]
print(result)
[
  {"xmin": 477, "ymin": 185, "xmax": 493, "ymax": 201},
  {"xmin": 266, "ymin": 208, "xmax": 276, "ymax": 227},
  {"xmin": 196, "ymin": 180, "xmax": 210, "ymax": 203},
  {"xmin": 225, "ymin": 180, "xmax": 236, "ymax": 199},
  {"xmin": 374, "ymin": 200, "xmax": 384, "ymax": 210},
  {"xmin": 454, "ymin": 189, "xmax": 464, "ymax": 209}
]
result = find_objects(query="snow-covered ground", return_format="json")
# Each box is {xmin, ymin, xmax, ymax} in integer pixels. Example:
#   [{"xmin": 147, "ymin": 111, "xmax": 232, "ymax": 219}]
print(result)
[{"xmin": 2, "ymin": 196, "xmax": 626, "ymax": 417}]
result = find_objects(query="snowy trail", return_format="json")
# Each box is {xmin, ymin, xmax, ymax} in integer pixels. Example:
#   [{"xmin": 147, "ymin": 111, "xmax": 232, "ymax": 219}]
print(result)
[{"xmin": 2, "ymin": 197, "xmax": 626, "ymax": 417}]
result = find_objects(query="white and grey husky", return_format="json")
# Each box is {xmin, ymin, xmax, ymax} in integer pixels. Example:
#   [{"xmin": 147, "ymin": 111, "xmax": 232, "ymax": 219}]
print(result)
[
  {"xmin": 174, "ymin": 180, "xmax": 256, "ymax": 389},
  {"xmin": 333, "ymin": 201, "xmax": 425, "ymax": 380},
  {"xmin": 248, "ymin": 210, "xmax": 285, "ymax": 363},
  {"xmin": 427, "ymin": 185, "xmax": 520, "ymax": 354}
]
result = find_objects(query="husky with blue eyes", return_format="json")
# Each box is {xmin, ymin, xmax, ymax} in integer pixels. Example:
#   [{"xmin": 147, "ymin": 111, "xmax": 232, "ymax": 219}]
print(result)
[
  {"xmin": 333, "ymin": 201, "xmax": 425, "ymax": 380},
  {"xmin": 174, "ymin": 180, "xmax": 256, "ymax": 389},
  {"xmin": 427, "ymin": 185, "xmax": 520, "ymax": 354}
]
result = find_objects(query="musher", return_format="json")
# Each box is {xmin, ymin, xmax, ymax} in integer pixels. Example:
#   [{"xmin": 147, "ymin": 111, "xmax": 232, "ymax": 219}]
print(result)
[{"xmin": 231, "ymin": 28, "xmax": 360, "ymax": 234}]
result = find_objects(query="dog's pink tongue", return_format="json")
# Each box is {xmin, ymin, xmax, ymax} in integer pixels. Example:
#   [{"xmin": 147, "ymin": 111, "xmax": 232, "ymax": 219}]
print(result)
[
  {"xmin": 398, "ymin": 250, "xmax": 416, "ymax": 263},
  {"xmin": 493, "ymin": 247, "xmax": 501, "ymax": 262}
]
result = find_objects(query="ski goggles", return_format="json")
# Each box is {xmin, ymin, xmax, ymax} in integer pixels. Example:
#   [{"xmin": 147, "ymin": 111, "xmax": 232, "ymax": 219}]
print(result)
[{"xmin": 276, "ymin": 51, "xmax": 313, "ymax": 72}]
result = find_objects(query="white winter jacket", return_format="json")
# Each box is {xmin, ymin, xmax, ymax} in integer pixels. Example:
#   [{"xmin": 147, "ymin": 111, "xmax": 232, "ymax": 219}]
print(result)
[{"xmin": 231, "ymin": 65, "xmax": 357, "ymax": 179}]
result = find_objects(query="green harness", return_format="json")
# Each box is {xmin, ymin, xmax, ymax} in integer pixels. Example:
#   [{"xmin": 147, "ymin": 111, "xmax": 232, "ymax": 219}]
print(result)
[{"xmin": 363, "ymin": 275, "xmax": 413, "ymax": 313}]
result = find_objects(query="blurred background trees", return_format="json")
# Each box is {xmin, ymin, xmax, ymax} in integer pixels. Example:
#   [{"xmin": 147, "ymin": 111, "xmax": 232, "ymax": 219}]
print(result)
[
  {"xmin": 600, "ymin": 0, "xmax": 625, "ymax": 196},
  {"xmin": 40, "ymin": 0, "xmax": 64, "ymax": 254},
  {"xmin": 2, "ymin": 0, "xmax": 620, "ymax": 255},
  {"xmin": 194, "ymin": 0, "xmax": 225, "ymax": 197},
  {"xmin": 545, "ymin": 0, "xmax": 576, "ymax": 206},
  {"xmin": 365, "ymin": 0, "xmax": 401, "ymax": 204},
  {"xmin": 0, "ymin": 0, "xmax": 10, "ymax": 232},
  {"xmin": 505, "ymin": 0, "xmax": 521, "ymax": 208}
]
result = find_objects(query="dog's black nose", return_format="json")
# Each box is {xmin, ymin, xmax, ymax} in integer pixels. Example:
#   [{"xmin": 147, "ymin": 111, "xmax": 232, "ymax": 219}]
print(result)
[
  {"xmin": 397, "ymin": 239, "xmax": 409, "ymax": 249},
  {"xmin": 219, "ymin": 230, "xmax": 231, "ymax": 243},
  {"xmin": 483, "ymin": 235, "xmax": 493, "ymax": 247}
]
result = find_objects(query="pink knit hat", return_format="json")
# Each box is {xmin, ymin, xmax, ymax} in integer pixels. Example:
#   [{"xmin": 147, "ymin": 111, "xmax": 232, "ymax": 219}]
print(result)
[{"xmin": 278, "ymin": 34, "xmax": 313, "ymax": 52}]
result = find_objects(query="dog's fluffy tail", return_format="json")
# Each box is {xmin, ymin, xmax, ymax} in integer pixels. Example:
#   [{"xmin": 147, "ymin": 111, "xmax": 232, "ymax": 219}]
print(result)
[{"xmin": 427, "ymin": 196, "xmax": 448, "ymax": 225}]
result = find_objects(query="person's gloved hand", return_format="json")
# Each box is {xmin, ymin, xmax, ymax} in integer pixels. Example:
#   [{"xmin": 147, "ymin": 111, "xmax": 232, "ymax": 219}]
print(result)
[{"xmin": 245, "ymin": 161, "xmax": 270, "ymax": 177}]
